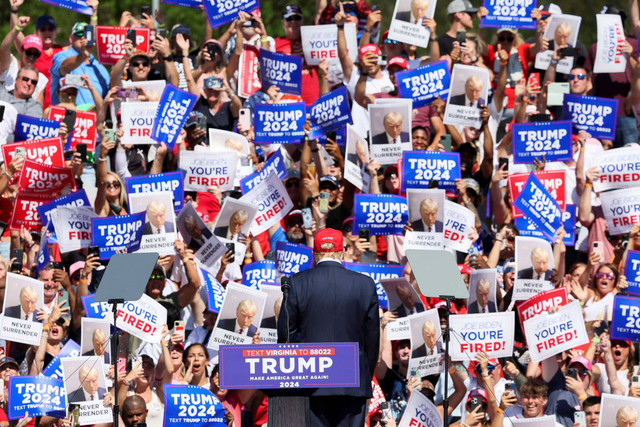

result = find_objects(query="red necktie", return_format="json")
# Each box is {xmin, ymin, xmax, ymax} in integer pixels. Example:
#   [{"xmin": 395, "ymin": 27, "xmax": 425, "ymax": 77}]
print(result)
[
  {"xmin": 90, "ymin": 395, "xmax": 94, "ymax": 401},
  {"xmin": 24, "ymin": 315, "xmax": 28, "ymax": 320},
  {"xmin": 469, "ymin": 102, "xmax": 473, "ymax": 106},
  {"xmin": 239, "ymin": 328, "xmax": 243, "ymax": 334},
  {"xmin": 157, "ymin": 228, "xmax": 161, "ymax": 234}
]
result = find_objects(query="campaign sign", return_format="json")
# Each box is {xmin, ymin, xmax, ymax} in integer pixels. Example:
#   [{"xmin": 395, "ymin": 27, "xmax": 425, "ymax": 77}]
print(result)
[
  {"xmin": 202, "ymin": 268, "xmax": 225, "ymax": 313},
  {"xmin": 515, "ymin": 204, "xmax": 576, "ymax": 246},
  {"xmin": 14, "ymin": 115, "xmax": 60, "ymax": 142},
  {"xmin": 254, "ymin": 103, "xmax": 306, "ymax": 144},
  {"xmin": 18, "ymin": 160, "xmax": 76, "ymax": 195},
  {"xmin": 164, "ymin": 384, "xmax": 226, "ymax": 426},
  {"xmin": 508, "ymin": 170, "xmax": 566, "ymax": 218},
  {"xmin": 203, "ymin": 0, "xmax": 259, "ymax": 29},
  {"xmin": 114, "ymin": 294, "xmax": 167, "ymax": 343},
  {"xmin": 594, "ymin": 146, "xmax": 640, "ymax": 193},
  {"xmin": 398, "ymin": 390, "xmax": 443, "ymax": 427},
  {"xmin": 308, "ymin": 86, "xmax": 353, "ymax": 139},
  {"xmin": 449, "ymin": 312, "xmax": 515, "ymax": 360},
  {"xmin": 240, "ymin": 150, "xmax": 287, "ymax": 194},
  {"xmin": 512, "ymin": 121, "xmax": 572, "ymax": 163},
  {"xmin": 37, "ymin": 190, "xmax": 91, "ymax": 233},
  {"xmin": 600, "ymin": 187, "xmax": 640, "ymax": 235},
  {"xmin": 260, "ymin": 49, "xmax": 303, "ymax": 95},
  {"xmin": 81, "ymin": 294, "xmax": 112, "ymax": 321},
  {"xmin": 516, "ymin": 287, "xmax": 569, "ymax": 335},
  {"xmin": 481, "ymin": 0, "xmax": 537, "ymax": 29},
  {"xmin": 8, "ymin": 376, "xmax": 66, "ymax": 419},
  {"xmin": 594, "ymin": 14, "xmax": 627, "ymax": 74},
  {"xmin": 300, "ymin": 24, "xmax": 358, "ymax": 66},
  {"xmin": 611, "ymin": 295, "xmax": 640, "ymax": 341},
  {"xmin": 523, "ymin": 301, "xmax": 588, "ymax": 362},
  {"xmin": 242, "ymin": 260, "xmax": 279, "ymax": 290},
  {"xmin": 126, "ymin": 171, "xmax": 185, "ymax": 213},
  {"xmin": 354, "ymin": 194, "xmax": 408, "ymax": 236},
  {"xmin": 10, "ymin": 193, "xmax": 52, "ymax": 231},
  {"xmin": 401, "ymin": 151, "xmax": 461, "ymax": 192},
  {"xmin": 237, "ymin": 44, "xmax": 261, "ymax": 98},
  {"xmin": 42, "ymin": 339, "xmax": 81, "ymax": 379},
  {"xmin": 563, "ymin": 94, "xmax": 618, "ymax": 140},
  {"xmin": 219, "ymin": 343, "xmax": 359, "ymax": 389},
  {"xmin": 396, "ymin": 60, "xmax": 451, "ymax": 108},
  {"xmin": 512, "ymin": 173, "xmax": 563, "ymax": 240},
  {"xmin": 38, "ymin": 0, "xmax": 93, "ymax": 15},
  {"xmin": 180, "ymin": 150, "xmax": 237, "ymax": 192},
  {"xmin": 2, "ymin": 137, "xmax": 64, "ymax": 167},
  {"xmin": 275, "ymin": 242, "xmax": 313, "ymax": 275},
  {"xmin": 625, "ymin": 250, "xmax": 640, "ymax": 296},
  {"xmin": 121, "ymin": 102, "xmax": 158, "ymax": 145},
  {"xmin": 240, "ymin": 173, "xmax": 294, "ymax": 235},
  {"xmin": 162, "ymin": 0, "xmax": 202, "ymax": 8},
  {"xmin": 343, "ymin": 262, "xmax": 405, "ymax": 310},
  {"xmin": 90, "ymin": 212, "xmax": 146, "ymax": 260},
  {"xmin": 52, "ymin": 206, "xmax": 96, "ymax": 253},
  {"xmin": 151, "ymin": 84, "xmax": 197, "ymax": 149},
  {"xmin": 96, "ymin": 26, "xmax": 150, "ymax": 65},
  {"xmin": 36, "ymin": 230, "xmax": 51, "ymax": 275},
  {"xmin": 47, "ymin": 106, "xmax": 97, "ymax": 151},
  {"xmin": 444, "ymin": 201, "xmax": 476, "ymax": 253}
]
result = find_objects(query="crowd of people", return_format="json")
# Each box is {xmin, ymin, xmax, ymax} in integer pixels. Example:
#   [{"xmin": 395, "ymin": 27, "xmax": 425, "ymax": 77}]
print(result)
[{"xmin": 0, "ymin": 0, "xmax": 637, "ymax": 426}]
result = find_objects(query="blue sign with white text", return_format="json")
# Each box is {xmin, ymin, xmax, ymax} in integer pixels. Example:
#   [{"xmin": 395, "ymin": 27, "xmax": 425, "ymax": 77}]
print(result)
[
  {"xmin": 8, "ymin": 376, "xmax": 66, "ymax": 420},
  {"xmin": 162, "ymin": 0, "xmax": 201, "ymax": 8},
  {"xmin": 164, "ymin": 385, "xmax": 226, "ymax": 426},
  {"xmin": 343, "ymin": 262, "xmax": 405, "ymax": 310},
  {"xmin": 254, "ymin": 103, "xmax": 306, "ymax": 143},
  {"xmin": 512, "ymin": 121, "xmax": 573, "ymax": 164},
  {"xmin": 38, "ymin": 0, "xmax": 93, "ymax": 15},
  {"xmin": 15, "ymin": 115, "xmax": 60, "ymax": 142},
  {"xmin": 354, "ymin": 194, "xmax": 408, "ymax": 236},
  {"xmin": 260, "ymin": 49, "xmax": 303, "ymax": 95},
  {"xmin": 91, "ymin": 212, "xmax": 146, "ymax": 260},
  {"xmin": 152, "ymin": 84, "xmax": 198, "ymax": 149},
  {"xmin": 512, "ymin": 173, "xmax": 563, "ymax": 241},
  {"xmin": 203, "ymin": 0, "xmax": 260, "ymax": 29},
  {"xmin": 396, "ymin": 60, "xmax": 451, "ymax": 108},
  {"xmin": 37, "ymin": 190, "xmax": 91, "ymax": 234},
  {"xmin": 481, "ymin": 0, "xmax": 537, "ymax": 29},
  {"xmin": 625, "ymin": 250, "xmax": 640, "ymax": 296},
  {"xmin": 126, "ymin": 171, "xmax": 185, "ymax": 213},
  {"xmin": 275, "ymin": 241, "xmax": 313, "ymax": 275},
  {"xmin": 611, "ymin": 295, "xmax": 640, "ymax": 341},
  {"xmin": 242, "ymin": 260, "xmax": 279, "ymax": 289},
  {"xmin": 202, "ymin": 267, "xmax": 225, "ymax": 313},
  {"xmin": 81, "ymin": 294, "xmax": 110, "ymax": 320},
  {"xmin": 514, "ymin": 204, "xmax": 576, "ymax": 246},
  {"xmin": 308, "ymin": 86, "xmax": 353, "ymax": 139},
  {"xmin": 401, "ymin": 151, "xmax": 461, "ymax": 192},
  {"xmin": 240, "ymin": 150, "xmax": 287, "ymax": 194},
  {"xmin": 563, "ymin": 94, "xmax": 619, "ymax": 140}
]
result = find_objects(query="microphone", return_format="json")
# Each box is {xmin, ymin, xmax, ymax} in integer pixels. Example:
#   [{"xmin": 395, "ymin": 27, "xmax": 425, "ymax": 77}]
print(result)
[{"xmin": 281, "ymin": 276, "xmax": 290, "ymax": 298}]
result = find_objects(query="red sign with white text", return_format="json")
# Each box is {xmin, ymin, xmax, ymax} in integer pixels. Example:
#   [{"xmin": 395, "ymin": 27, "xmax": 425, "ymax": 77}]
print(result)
[
  {"xmin": 2, "ymin": 137, "xmax": 64, "ymax": 167},
  {"xmin": 47, "ymin": 106, "xmax": 97, "ymax": 152},
  {"xmin": 10, "ymin": 193, "xmax": 54, "ymax": 231},
  {"xmin": 18, "ymin": 159, "xmax": 76, "ymax": 195},
  {"xmin": 508, "ymin": 170, "xmax": 566, "ymax": 218},
  {"xmin": 517, "ymin": 287, "xmax": 569, "ymax": 335},
  {"xmin": 238, "ymin": 44, "xmax": 261, "ymax": 98},
  {"xmin": 96, "ymin": 26, "xmax": 151, "ymax": 65}
]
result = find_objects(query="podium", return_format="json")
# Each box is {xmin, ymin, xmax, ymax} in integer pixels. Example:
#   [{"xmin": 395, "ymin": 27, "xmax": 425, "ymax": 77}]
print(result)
[{"xmin": 267, "ymin": 394, "xmax": 309, "ymax": 426}]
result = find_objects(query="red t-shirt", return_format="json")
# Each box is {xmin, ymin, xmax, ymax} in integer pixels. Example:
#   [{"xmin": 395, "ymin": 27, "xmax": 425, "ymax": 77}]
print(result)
[
  {"xmin": 34, "ymin": 45, "xmax": 63, "ymax": 110},
  {"xmin": 194, "ymin": 192, "xmax": 221, "ymax": 224},
  {"xmin": 486, "ymin": 44, "xmax": 533, "ymax": 108},
  {"xmin": 274, "ymin": 37, "xmax": 319, "ymax": 106}
]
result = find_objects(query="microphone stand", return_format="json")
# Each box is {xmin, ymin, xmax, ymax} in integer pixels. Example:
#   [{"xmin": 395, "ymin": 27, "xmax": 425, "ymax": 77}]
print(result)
[{"xmin": 280, "ymin": 276, "xmax": 290, "ymax": 344}]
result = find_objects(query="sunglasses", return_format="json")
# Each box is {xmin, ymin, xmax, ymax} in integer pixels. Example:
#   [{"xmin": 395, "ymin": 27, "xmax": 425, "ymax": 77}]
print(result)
[
  {"xmin": 371, "ymin": 421, "xmax": 387, "ymax": 427},
  {"xmin": 150, "ymin": 274, "xmax": 165, "ymax": 280},
  {"xmin": 39, "ymin": 26, "xmax": 56, "ymax": 32},
  {"xmin": 507, "ymin": 236, "xmax": 515, "ymax": 242},
  {"xmin": 596, "ymin": 272, "xmax": 615, "ymax": 280},
  {"xmin": 568, "ymin": 73, "xmax": 586, "ymax": 81},
  {"xmin": 498, "ymin": 35, "xmax": 514, "ymax": 42},
  {"xmin": 505, "ymin": 266, "xmax": 515, "ymax": 273},
  {"xmin": 385, "ymin": 173, "xmax": 398, "ymax": 179},
  {"xmin": 19, "ymin": 76, "xmax": 38, "ymax": 85},
  {"xmin": 105, "ymin": 181, "xmax": 121, "ymax": 189},
  {"xmin": 344, "ymin": 225, "xmax": 353, "ymax": 233},
  {"xmin": 285, "ymin": 180, "xmax": 299, "ymax": 188},
  {"xmin": 384, "ymin": 38, "xmax": 400, "ymax": 45},
  {"xmin": 287, "ymin": 221, "xmax": 303, "ymax": 227},
  {"xmin": 24, "ymin": 49, "xmax": 41, "ymax": 58},
  {"xmin": 131, "ymin": 60, "xmax": 150, "ymax": 68},
  {"xmin": 285, "ymin": 15, "xmax": 303, "ymax": 22},
  {"xmin": 71, "ymin": 274, "xmax": 81, "ymax": 281}
]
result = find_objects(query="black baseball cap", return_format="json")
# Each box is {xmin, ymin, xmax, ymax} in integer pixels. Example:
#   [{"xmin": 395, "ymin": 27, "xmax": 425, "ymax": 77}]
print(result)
[{"xmin": 283, "ymin": 5, "xmax": 303, "ymax": 19}]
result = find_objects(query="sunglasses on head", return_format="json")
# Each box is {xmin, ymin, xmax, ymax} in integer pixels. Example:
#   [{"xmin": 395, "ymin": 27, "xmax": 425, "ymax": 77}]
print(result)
[
  {"xmin": 285, "ymin": 15, "xmax": 303, "ymax": 22},
  {"xmin": 384, "ymin": 38, "xmax": 400, "ymax": 45},
  {"xmin": 568, "ymin": 73, "xmax": 586, "ymax": 81},
  {"xmin": 285, "ymin": 180, "xmax": 299, "ymax": 188},
  {"xmin": 105, "ymin": 181, "xmax": 121, "ymax": 189},
  {"xmin": 596, "ymin": 272, "xmax": 615, "ymax": 280},
  {"xmin": 19, "ymin": 76, "xmax": 38, "ymax": 85},
  {"xmin": 150, "ymin": 274, "xmax": 165, "ymax": 280},
  {"xmin": 498, "ymin": 35, "xmax": 514, "ymax": 42},
  {"xmin": 131, "ymin": 60, "xmax": 149, "ymax": 68}
]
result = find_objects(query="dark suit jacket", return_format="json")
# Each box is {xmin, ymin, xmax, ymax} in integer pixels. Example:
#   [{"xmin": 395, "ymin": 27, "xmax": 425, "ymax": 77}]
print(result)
[
  {"xmin": 188, "ymin": 238, "xmax": 205, "ymax": 252},
  {"xmin": 214, "ymin": 226, "xmax": 246, "ymax": 241},
  {"xmin": 261, "ymin": 316, "xmax": 277, "ymax": 329},
  {"xmin": 395, "ymin": 10, "xmax": 412, "ymax": 22},
  {"xmin": 467, "ymin": 300, "xmax": 497, "ymax": 314},
  {"xmin": 371, "ymin": 131, "xmax": 410, "ymax": 145},
  {"xmin": 411, "ymin": 341, "xmax": 443, "ymax": 358},
  {"xmin": 217, "ymin": 318, "xmax": 257, "ymax": 337},
  {"xmin": 67, "ymin": 387, "xmax": 106, "ymax": 404},
  {"xmin": 143, "ymin": 221, "xmax": 175, "ymax": 235},
  {"xmin": 517, "ymin": 267, "xmax": 553, "ymax": 281},
  {"xmin": 4, "ymin": 305, "xmax": 38, "ymax": 322},
  {"xmin": 394, "ymin": 303, "xmax": 425, "ymax": 318},
  {"xmin": 277, "ymin": 261, "xmax": 380, "ymax": 397},
  {"xmin": 82, "ymin": 349, "xmax": 111, "ymax": 364},
  {"xmin": 449, "ymin": 93, "xmax": 486, "ymax": 107},
  {"xmin": 410, "ymin": 218, "xmax": 443, "ymax": 233}
]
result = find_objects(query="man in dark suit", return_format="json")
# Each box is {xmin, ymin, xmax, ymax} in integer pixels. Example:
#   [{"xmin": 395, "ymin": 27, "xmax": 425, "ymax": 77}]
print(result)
[
  {"xmin": 217, "ymin": 300, "xmax": 259, "ymax": 337},
  {"xmin": 395, "ymin": 0, "xmax": 430, "ymax": 23},
  {"xmin": 393, "ymin": 284, "xmax": 425, "ymax": 317},
  {"xmin": 4, "ymin": 286, "xmax": 39, "ymax": 321},
  {"xmin": 467, "ymin": 279, "xmax": 497, "ymax": 314},
  {"xmin": 409, "ymin": 198, "xmax": 443, "ymax": 233},
  {"xmin": 517, "ymin": 247, "xmax": 553, "ymax": 280},
  {"xmin": 411, "ymin": 320, "xmax": 443, "ymax": 358},
  {"xmin": 67, "ymin": 365, "xmax": 106, "ymax": 403},
  {"xmin": 278, "ymin": 228, "xmax": 379, "ymax": 427},
  {"xmin": 449, "ymin": 75, "xmax": 485, "ymax": 107},
  {"xmin": 142, "ymin": 200, "xmax": 175, "ymax": 235},
  {"xmin": 371, "ymin": 111, "xmax": 409, "ymax": 145},
  {"xmin": 82, "ymin": 328, "xmax": 111, "ymax": 364}
]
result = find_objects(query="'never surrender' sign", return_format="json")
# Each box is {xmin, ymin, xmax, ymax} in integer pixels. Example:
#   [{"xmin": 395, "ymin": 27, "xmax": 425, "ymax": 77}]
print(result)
[{"xmin": 512, "ymin": 120, "xmax": 572, "ymax": 164}]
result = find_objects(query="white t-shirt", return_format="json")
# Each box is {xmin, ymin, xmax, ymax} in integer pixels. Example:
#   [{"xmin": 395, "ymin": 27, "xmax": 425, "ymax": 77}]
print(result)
[
  {"xmin": 345, "ymin": 70, "xmax": 393, "ymax": 139},
  {"xmin": 0, "ymin": 56, "xmax": 48, "ymax": 98}
]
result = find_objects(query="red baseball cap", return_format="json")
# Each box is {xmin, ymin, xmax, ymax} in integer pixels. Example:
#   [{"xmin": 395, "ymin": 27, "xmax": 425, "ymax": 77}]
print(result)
[
  {"xmin": 359, "ymin": 43, "xmax": 381, "ymax": 58},
  {"xmin": 388, "ymin": 56, "xmax": 409, "ymax": 70},
  {"xmin": 313, "ymin": 228, "xmax": 343, "ymax": 252}
]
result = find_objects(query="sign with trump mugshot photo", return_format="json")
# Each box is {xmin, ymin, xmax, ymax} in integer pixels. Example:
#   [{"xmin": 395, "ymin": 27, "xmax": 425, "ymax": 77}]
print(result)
[
  {"xmin": 443, "ymin": 65, "xmax": 490, "ymax": 129},
  {"xmin": 0, "ymin": 273, "xmax": 44, "ymax": 345},
  {"xmin": 61, "ymin": 357, "xmax": 112, "ymax": 425},
  {"xmin": 407, "ymin": 309, "xmax": 444, "ymax": 377},
  {"xmin": 388, "ymin": 0, "xmax": 436, "ymax": 47},
  {"xmin": 404, "ymin": 189, "xmax": 445, "ymax": 250},
  {"xmin": 368, "ymin": 100, "xmax": 412, "ymax": 165},
  {"xmin": 129, "ymin": 191, "xmax": 177, "ymax": 256},
  {"xmin": 513, "ymin": 236, "xmax": 555, "ymax": 301}
]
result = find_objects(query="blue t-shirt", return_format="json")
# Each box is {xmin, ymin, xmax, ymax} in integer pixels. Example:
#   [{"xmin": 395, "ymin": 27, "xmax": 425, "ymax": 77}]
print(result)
[
  {"xmin": 50, "ymin": 48, "xmax": 109, "ymax": 106},
  {"xmin": 544, "ymin": 368, "xmax": 582, "ymax": 427}
]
